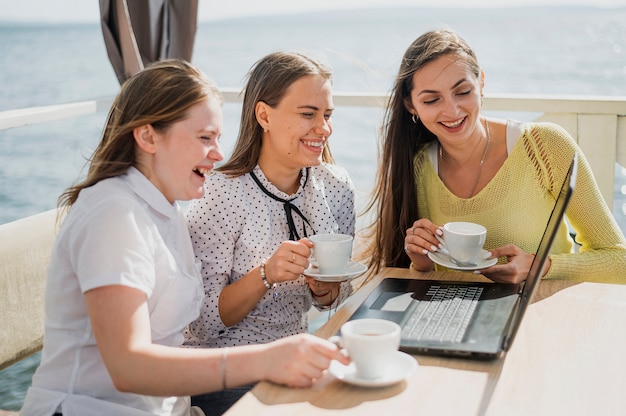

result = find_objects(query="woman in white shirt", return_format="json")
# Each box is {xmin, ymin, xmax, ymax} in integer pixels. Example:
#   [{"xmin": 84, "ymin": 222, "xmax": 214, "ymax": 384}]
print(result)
[
  {"xmin": 20, "ymin": 59, "xmax": 348, "ymax": 416},
  {"xmin": 184, "ymin": 51, "xmax": 356, "ymax": 415}
]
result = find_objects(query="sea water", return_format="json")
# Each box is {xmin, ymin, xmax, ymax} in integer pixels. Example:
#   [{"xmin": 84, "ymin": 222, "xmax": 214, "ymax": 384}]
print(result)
[{"xmin": 1, "ymin": 6, "xmax": 625, "ymax": 410}]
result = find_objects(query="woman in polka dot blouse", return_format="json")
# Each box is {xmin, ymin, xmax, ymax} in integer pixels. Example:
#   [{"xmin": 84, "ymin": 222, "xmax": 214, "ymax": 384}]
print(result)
[{"xmin": 184, "ymin": 51, "xmax": 356, "ymax": 414}]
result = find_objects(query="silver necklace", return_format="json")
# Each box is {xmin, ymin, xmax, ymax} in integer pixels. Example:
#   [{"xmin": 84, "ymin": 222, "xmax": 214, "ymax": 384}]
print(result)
[{"xmin": 439, "ymin": 119, "xmax": 491, "ymax": 198}]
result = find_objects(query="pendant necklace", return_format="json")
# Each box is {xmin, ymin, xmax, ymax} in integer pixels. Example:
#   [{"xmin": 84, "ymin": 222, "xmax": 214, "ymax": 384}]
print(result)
[{"xmin": 439, "ymin": 119, "xmax": 491, "ymax": 198}]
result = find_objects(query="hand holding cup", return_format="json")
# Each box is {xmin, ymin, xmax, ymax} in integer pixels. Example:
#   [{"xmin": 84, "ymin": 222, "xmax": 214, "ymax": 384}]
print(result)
[
  {"xmin": 330, "ymin": 318, "xmax": 401, "ymax": 380},
  {"xmin": 436, "ymin": 222, "xmax": 487, "ymax": 266}
]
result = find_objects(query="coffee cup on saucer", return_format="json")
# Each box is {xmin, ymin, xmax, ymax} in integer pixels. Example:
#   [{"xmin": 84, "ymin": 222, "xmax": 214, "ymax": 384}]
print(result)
[
  {"xmin": 437, "ymin": 222, "xmax": 487, "ymax": 267},
  {"xmin": 330, "ymin": 318, "xmax": 401, "ymax": 380},
  {"xmin": 309, "ymin": 233, "xmax": 353, "ymax": 275}
]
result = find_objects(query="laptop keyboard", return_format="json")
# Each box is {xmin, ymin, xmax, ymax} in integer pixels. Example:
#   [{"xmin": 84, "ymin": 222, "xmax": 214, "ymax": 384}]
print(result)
[{"xmin": 402, "ymin": 285, "xmax": 483, "ymax": 343}]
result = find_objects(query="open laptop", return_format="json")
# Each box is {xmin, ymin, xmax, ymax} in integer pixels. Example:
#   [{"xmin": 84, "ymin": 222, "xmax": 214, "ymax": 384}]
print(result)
[{"xmin": 348, "ymin": 153, "xmax": 578, "ymax": 359}]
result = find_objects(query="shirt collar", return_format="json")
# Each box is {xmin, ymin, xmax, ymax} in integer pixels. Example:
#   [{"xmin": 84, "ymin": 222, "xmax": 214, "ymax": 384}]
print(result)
[
  {"xmin": 124, "ymin": 166, "xmax": 179, "ymax": 219},
  {"xmin": 252, "ymin": 165, "xmax": 308, "ymax": 199}
]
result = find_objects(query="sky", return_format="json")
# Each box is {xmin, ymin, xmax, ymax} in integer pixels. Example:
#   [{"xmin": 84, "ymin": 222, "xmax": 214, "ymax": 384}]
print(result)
[{"xmin": 0, "ymin": 0, "xmax": 624, "ymax": 23}]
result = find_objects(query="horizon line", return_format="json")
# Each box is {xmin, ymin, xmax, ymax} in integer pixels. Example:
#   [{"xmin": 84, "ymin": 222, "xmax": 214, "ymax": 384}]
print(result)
[{"xmin": 0, "ymin": 4, "xmax": 624, "ymax": 24}]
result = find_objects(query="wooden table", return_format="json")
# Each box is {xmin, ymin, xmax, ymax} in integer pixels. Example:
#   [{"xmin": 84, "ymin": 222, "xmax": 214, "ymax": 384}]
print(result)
[{"xmin": 224, "ymin": 267, "xmax": 626, "ymax": 416}]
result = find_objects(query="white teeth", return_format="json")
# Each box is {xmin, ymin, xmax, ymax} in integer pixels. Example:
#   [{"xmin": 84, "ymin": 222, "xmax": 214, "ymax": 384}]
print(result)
[
  {"xmin": 195, "ymin": 167, "xmax": 211, "ymax": 176},
  {"xmin": 441, "ymin": 119, "xmax": 463, "ymax": 128},
  {"xmin": 303, "ymin": 140, "xmax": 324, "ymax": 148}
]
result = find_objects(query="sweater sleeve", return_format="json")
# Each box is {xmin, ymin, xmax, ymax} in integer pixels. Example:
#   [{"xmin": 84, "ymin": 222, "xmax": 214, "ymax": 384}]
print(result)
[
  {"xmin": 184, "ymin": 173, "xmax": 242, "ymax": 341},
  {"xmin": 533, "ymin": 123, "xmax": 626, "ymax": 283}
]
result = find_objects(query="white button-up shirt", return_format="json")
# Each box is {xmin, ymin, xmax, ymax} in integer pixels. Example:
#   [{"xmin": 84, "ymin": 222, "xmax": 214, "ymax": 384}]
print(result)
[{"xmin": 21, "ymin": 167, "xmax": 204, "ymax": 416}]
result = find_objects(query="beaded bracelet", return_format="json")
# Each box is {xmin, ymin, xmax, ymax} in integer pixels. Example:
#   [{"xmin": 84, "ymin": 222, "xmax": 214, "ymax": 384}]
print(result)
[{"xmin": 260, "ymin": 258, "xmax": 278, "ymax": 300}]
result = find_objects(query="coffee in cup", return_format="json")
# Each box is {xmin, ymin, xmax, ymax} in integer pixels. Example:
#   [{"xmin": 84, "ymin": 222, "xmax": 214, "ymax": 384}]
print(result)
[
  {"xmin": 309, "ymin": 233, "xmax": 353, "ymax": 274},
  {"xmin": 438, "ymin": 221, "xmax": 487, "ymax": 266}
]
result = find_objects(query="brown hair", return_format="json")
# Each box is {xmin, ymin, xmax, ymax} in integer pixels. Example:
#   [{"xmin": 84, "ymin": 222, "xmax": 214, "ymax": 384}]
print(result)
[
  {"xmin": 217, "ymin": 51, "xmax": 335, "ymax": 176},
  {"xmin": 58, "ymin": 59, "xmax": 222, "ymax": 210},
  {"xmin": 363, "ymin": 28, "xmax": 481, "ymax": 274}
]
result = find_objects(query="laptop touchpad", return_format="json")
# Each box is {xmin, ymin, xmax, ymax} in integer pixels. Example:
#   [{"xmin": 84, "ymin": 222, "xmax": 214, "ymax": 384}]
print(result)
[{"xmin": 372, "ymin": 292, "xmax": 414, "ymax": 312}]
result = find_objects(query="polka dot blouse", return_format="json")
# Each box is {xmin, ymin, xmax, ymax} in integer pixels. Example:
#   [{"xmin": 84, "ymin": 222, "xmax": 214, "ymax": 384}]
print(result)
[{"xmin": 184, "ymin": 163, "xmax": 356, "ymax": 348}]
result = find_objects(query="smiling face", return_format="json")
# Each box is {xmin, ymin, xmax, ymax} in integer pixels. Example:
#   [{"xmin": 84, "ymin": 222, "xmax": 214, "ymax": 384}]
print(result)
[
  {"xmin": 406, "ymin": 53, "xmax": 484, "ymax": 146},
  {"xmin": 256, "ymin": 74, "xmax": 334, "ymax": 182},
  {"xmin": 136, "ymin": 97, "xmax": 224, "ymax": 203}
]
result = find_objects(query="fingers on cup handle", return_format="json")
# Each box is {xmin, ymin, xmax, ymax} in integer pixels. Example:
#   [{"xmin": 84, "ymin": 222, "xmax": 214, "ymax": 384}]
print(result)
[
  {"xmin": 328, "ymin": 335, "xmax": 348, "ymax": 357},
  {"xmin": 327, "ymin": 336, "xmax": 349, "ymax": 360},
  {"xmin": 435, "ymin": 234, "xmax": 450, "ymax": 255},
  {"xmin": 328, "ymin": 335, "xmax": 342, "ymax": 348}
]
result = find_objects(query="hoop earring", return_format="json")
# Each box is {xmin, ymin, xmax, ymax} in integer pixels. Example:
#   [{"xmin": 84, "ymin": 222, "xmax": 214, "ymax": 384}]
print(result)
[{"xmin": 412, "ymin": 114, "xmax": 419, "ymax": 124}]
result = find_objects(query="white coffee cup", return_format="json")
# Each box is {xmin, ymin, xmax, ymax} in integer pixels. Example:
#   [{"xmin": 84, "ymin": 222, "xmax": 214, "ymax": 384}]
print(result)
[
  {"xmin": 331, "ymin": 318, "xmax": 401, "ymax": 379},
  {"xmin": 438, "ymin": 221, "xmax": 487, "ymax": 266},
  {"xmin": 309, "ymin": 233, "xmax": 353, "ymax": 274}
]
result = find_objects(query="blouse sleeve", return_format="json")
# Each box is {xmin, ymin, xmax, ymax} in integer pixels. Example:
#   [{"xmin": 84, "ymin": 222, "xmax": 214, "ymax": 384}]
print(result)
[
  {"xmin": 324, "ymin": 164, "xmax": 357, "ymax": 307},
  {"xmin": 537, "ymin": 123, "xmax": 626, "ymax": 283},
  {"xmin": 336, "ymin": 174, "xmax": 356, "ymax": 238},
  {"xmin": 184, "ymin": 174, "xmax": 243, "ymax": 341}
]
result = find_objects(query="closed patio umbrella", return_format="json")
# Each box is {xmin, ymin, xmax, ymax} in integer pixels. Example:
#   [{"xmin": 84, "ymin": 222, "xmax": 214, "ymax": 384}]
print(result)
[{"xmin": 99, "ymin": 0, "xmax": 198, "ymax": 84}]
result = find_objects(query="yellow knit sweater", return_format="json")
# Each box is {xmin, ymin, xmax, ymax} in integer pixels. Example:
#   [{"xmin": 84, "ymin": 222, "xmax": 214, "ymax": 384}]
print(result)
[{"xmin": 415, "ymin": 121, "xmax": 626, "ymax": 284}]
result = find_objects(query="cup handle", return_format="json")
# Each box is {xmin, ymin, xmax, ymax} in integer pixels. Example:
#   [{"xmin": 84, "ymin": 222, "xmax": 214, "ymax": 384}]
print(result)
[
  {"xmin": 328, "ymin": 335, "xmax": 343, "ymax": 348},
  {"xmin": 328, "ymin": 335, "xmax": 349, "ymax": 358},
  {"xmin": 309, "ymin": 245, "xmax": 317, "ymax": 266},
  {"xmin": 435, "ymin": 235, "xmax": 450, "ymax": 256}
]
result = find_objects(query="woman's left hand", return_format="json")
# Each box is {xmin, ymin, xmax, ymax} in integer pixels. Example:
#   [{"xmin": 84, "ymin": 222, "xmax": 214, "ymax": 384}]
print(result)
[
  {"xmin": 306, "ymin": 277, "xmax": 340, "ymax": 306},
  {"xmin": 478, "ymin": 244, "xmax": 550, "ymax": 284}
]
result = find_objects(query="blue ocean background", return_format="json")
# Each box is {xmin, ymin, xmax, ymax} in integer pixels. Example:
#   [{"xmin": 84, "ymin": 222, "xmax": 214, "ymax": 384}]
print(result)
[{"xmin": 1, "ymin": 6, "xmax": 625, "ymax": 410}]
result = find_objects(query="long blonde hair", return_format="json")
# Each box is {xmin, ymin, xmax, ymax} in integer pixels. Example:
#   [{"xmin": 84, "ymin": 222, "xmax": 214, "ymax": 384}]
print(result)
[
  {"xmin": 218, "ymin": 51, "xmax": 335, "ymax": 176},
  {"xmin": 58, "ymin": 59, "xmax": 222, "ymax": 210}
]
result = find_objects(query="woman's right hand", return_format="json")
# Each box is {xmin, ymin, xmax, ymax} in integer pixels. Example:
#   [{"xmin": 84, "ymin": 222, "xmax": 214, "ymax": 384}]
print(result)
[
  {"xmin": 264, "ymin": 239, "xmax": 313, "ymax": 284},
  {"xmin": 261, "ymin": 333, "xmax": 350, "ymax": 387},
  {"xmin": 478, "ymin": 244, "xmax": 548, "ymax": 284},
  {"xmin": 217, "ymin": 239, "xmax": 315, "ymax": 327},
  {"xmin": 404, "ymin": 218, "xmax": 443, "ymax": 271}
]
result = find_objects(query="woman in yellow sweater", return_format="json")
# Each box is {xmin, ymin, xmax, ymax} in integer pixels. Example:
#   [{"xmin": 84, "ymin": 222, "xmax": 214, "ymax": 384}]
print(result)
[{"xmin": 364, "ymin": 28, "xmax": 626, "ymax": 284}]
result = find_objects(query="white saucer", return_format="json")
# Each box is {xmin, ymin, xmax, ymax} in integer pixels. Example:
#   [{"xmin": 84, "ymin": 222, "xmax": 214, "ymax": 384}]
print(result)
[
  {"xmin": 428, "ymin": 249, "xmax": 497, "ymax": 271},
  {"xmin": 329, "ymin": 350, "xmax": 417, "ymax": 387},
  {"xmin": 303, "ymin": 261, "xmax": 368, "ymax": 282}
]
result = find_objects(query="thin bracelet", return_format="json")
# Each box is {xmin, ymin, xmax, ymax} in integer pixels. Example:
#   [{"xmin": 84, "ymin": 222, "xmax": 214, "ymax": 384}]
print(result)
[
  {"xmin": 260, "ymin": 258, "xmax": 278, "ymax": 300},
  {"xmin": 311, "ymin": 286, "xmax": 338, "ymax": 309},
  {"xmin": 312, "ymin": 289, "xmax": 331, "ymax": 298},
  {"xmin": 221, "ymin": 347, "xmax": 228, "ymax": 390}
]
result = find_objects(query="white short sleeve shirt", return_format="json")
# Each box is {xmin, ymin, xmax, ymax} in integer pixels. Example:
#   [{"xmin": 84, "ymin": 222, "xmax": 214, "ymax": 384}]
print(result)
[{"xmin": 21, "ymin": 167, "xmax": 204, "ymax": 416}]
